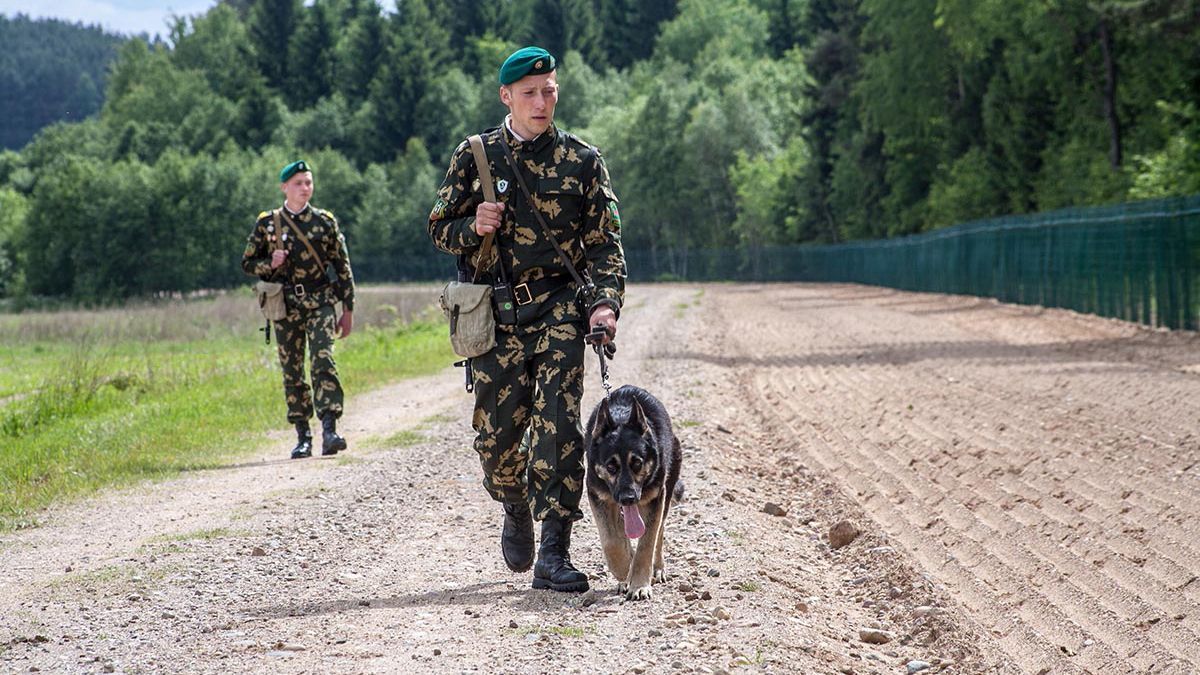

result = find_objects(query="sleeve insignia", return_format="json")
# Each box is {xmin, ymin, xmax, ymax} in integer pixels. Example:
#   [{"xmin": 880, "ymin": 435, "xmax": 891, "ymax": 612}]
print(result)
[{"xmin": 607, "ymin": 201, "xmax": 621, "ymax": 227}]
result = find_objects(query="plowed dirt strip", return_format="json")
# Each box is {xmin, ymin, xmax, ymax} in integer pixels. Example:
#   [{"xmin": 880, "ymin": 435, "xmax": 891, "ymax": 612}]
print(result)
[{"xmin": 712, "ymin": 283, "xmax": 1200, "ymax": 674}]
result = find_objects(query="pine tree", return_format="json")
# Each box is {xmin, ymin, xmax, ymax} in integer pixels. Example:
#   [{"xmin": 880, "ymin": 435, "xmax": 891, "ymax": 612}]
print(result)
[
  {"xmin": 248, "ymin": 0, "xmax": 302, "ymax": 90},
  {"xmin": 287, "ymin": 0, "xmax": 338, "ymax": 103},
  {"xmin": 366, "ymin": 0, "xmax": 449, "ymax": 161}
]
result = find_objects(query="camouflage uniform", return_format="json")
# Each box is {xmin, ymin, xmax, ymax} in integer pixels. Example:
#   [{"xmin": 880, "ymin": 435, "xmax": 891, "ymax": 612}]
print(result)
[
  {"xmin": 429, "ymin": 123, "xmax": 626, "ymax": 522},
  {"xmin": 242, "ymin": 205, "xmax": 355, "ymax": 424}
]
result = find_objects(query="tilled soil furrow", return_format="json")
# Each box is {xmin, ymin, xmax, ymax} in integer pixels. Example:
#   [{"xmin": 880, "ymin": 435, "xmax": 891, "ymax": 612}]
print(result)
[
  {"xmin": 791, "ymin": 365, "xmax": 1183, "ymax": 672},
  {"xmin": 751, "ymin": 362, "xmax": 1079, "ymax": 661},
  {"xmin": 748, "ymin": 371, "xmax": 1087, "ymax": 673},
  {"xmin": 818, "ymin": 338, "xmax": 1200, "ymax": 598},
  {"xmin": 826, "ymin": 369, "xmax": 1200, "ymax": 664},
  {"xmin": 819, "ymin": 337, "xmax": 1200, "ymax": 539},
  {"xmin": 799, "ymin": 299, "xmax": 1200, "ymax": 512},
  {"xmin": 726, "ymin": 284, "xmax": 1200, "ymax": 672},
  {"xmin": 893, "ymin": 400, "xmax": 1200, "ymax": 610},
  {"xmin": 944, "ymin": 377, "xmax": 1200, "ymax": 528}
]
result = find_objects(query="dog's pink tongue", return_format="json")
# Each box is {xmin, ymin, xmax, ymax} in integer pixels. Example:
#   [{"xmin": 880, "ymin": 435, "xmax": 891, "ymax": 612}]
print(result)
[{"xmin": 622, "ymin": 505, "xmax": 646, "ymax": 539}]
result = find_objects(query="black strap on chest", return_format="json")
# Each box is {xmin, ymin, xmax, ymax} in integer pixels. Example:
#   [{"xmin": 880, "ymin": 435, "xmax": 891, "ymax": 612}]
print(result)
[
  {"xmin": 497, "ymin": 134, "xmax": 590, "ymax": 293},
  {"xmin": 498, "ymin": 131, "xmax": 615, "ymax": 392}
]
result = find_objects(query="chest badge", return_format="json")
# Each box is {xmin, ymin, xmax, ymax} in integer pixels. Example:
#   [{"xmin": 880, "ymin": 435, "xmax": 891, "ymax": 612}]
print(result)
[{"xmin": 497, "ymin": 179, "xmax": 509, "ymax": 194}]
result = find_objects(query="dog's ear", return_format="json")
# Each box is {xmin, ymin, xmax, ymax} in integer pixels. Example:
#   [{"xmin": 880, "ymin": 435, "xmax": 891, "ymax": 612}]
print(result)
[
  {"xmin": 631, "ymin": 398, "xmax": 649, "ymax": 435},
  {"xmin": 592, "ymin": 398, "xmax": 613, "ymax": 439}
]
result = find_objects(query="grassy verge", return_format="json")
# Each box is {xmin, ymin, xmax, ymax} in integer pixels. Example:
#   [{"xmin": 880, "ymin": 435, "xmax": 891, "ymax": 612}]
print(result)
[{"xmin": 0, "ymin": 287, "xmax": 454, "ymax": 531}]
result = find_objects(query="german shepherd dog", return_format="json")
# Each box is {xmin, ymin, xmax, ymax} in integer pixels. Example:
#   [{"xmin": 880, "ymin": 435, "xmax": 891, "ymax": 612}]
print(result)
[{"xmin": 585, "ymin": 385, "xmax": 683, "ymax": 600}]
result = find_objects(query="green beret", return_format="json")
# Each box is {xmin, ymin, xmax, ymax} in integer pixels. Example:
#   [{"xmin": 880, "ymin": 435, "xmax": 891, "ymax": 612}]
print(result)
[
  {"xmin": 279, "ymin": 160, "xmax": 311, "ymax": 183},
  {"xmin": 499, "ymin": 46, "xmax": 556, "ymax": 85}
]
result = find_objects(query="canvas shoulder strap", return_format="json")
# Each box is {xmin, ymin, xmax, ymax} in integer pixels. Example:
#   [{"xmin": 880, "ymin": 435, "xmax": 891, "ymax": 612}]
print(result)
[
  {"xmin": 262, "ymin": 209, "xmax": 285, "ymax": 280},
  {"xmin": 468, "ymin": 134, "xmax": 497, "ymax": 283},
  {"xmin": 278, "ymin": 208, "xmax": 327, "ymax": 271},
  {"xmin": 270, "ymin": 210, "xmax": 283, "ymax": 252}
]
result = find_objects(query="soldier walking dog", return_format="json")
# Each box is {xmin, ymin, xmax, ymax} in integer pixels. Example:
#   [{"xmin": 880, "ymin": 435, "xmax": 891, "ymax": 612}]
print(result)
[{"xmin": 428, "ymin": 46, "xmax": 627, "ymax": 593}]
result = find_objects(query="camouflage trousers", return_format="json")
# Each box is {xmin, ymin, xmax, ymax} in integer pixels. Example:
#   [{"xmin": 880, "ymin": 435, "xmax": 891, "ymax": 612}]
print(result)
[
  {"xmin": 470, "ymin": 322, "xmax": 586, "ymax": 522},
  {"xmin": 274, "ymin": 300, "xmax": 343, "ymax": 424}
]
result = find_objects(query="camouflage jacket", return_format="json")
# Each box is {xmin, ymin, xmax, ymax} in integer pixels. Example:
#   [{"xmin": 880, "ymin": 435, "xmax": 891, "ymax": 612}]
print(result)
[
  {"xmin": 242, "ymin": 205, "xmax": 355, "ymax": 311},
  {"xmin": 428, "ymin": 123, "xmax": 626, "ymax": 332}
]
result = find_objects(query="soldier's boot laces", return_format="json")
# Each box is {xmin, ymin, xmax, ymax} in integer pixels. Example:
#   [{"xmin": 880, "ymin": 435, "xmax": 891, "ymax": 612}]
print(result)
[
  {"xmin": 501, "ymin": 501, "xmax": 535, "ymax": 573},
  {"xmin": 321, "ymin": 414, "xmax": 347, "ymax": 456},
  {"xmin": 290, "ymin": 422, "xmax": 313, "ymax": 460},
  {"xmin": 532, "ymin": 518, "xmax": 589, "ymax": 593}
]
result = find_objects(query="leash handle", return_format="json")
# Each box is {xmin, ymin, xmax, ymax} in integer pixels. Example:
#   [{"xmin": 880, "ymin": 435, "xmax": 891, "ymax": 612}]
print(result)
[{"xmin": 585, "ymin": 324, "xmax": 614, "ymax": 398}]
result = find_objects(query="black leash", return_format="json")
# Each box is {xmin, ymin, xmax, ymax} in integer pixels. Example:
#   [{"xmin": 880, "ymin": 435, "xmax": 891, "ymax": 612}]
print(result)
[{"xmin": 585, "ymin": 324, "xmax": 615, "ymax": 399}]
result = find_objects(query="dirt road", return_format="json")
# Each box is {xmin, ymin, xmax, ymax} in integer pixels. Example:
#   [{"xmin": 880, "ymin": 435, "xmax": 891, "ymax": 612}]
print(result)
[{"xmin": 3, "ymin": 283, "xmax": 1200, "ymax": 674}]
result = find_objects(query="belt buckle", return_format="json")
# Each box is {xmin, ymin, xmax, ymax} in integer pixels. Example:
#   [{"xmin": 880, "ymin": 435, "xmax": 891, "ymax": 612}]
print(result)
[
  {"xmin": 513, "ymin": 282, "xmax": 533, "ymax": 306},
  {"xmin": 294, "ymin": 283, "xmax": 306, "ymax": 298}
]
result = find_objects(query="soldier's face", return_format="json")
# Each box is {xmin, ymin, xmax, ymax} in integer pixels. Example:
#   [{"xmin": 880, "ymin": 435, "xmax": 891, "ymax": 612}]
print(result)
[
  {"xmin": 500, "ymin": 72, "xmax": 558, "ymax": 140},
  {"xmin": 280, "ymin": 172, "xmax": 313, "ymax": 207}
]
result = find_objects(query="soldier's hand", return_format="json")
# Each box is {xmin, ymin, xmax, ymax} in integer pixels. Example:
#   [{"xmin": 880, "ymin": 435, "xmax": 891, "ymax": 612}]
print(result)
[
  {"xmin": 270, "ymin": 249, "xmax": 288, "ymax": 269},
  {"xmin": 336, "ymin": 310, "xmax": 353, "ymax": 339},
  {"xmin": 474, "ymin": 201, "xmax": 505, "ymax": 235},
  {"xmin": 588, "ymin": 305, "xmax": 617, "ymax": 345}
]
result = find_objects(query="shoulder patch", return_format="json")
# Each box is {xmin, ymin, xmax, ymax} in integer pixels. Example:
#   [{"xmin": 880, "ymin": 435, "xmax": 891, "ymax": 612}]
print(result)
[{"xmin": 257, "ymin": 210, "xmax": 270, "ymax": 220}]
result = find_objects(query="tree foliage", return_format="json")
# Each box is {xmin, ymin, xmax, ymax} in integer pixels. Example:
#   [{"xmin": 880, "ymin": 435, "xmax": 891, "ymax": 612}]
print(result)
[{"xmin": 0, "ymin": 15, "xmax": 124, "ymax": 150}]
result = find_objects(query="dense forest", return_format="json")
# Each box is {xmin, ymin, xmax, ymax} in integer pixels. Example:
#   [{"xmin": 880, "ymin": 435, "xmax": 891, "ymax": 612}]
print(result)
[
  {"xmin": 0, "ymin": 0, "xmax": 1197, "ymax": 303},
  {"xmin": 0, "ymin": 15, "xmax": 125, "ymax": 150}
]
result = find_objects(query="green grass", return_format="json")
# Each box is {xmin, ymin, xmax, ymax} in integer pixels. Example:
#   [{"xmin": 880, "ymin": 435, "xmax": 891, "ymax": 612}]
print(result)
[
  {"xmin": 0, "ymin": 287, "xmax": 454, "ymax": 530},
  {"xmin": 734, "ymin": 580, "xmax": 761, "ymax": 592},
  {"xmin": 363, "ymin": 428, "xmax": 427, "ymax": 450}
]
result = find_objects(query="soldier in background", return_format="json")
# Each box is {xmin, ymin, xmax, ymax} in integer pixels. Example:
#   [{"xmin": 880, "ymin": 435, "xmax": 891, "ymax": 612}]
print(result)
[
  {"xmin": 243, "ymin": 160, "xmax": 356, "ymax": 459},
  {"xmin": 428, "ymin": 47, "xmax": 626, "ymax": 593}
]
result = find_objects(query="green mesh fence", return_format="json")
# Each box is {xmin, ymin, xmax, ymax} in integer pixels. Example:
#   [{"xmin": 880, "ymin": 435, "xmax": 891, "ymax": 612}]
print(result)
[{"xmin": 624, "ymin": 195, "xmax": 1200, "ymax": 331}]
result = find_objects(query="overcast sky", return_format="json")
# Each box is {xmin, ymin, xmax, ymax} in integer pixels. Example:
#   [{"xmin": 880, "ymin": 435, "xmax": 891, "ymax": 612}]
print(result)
[{"xmin": 0, "ymin": 0, "xmax": 220, "ymax": 37}]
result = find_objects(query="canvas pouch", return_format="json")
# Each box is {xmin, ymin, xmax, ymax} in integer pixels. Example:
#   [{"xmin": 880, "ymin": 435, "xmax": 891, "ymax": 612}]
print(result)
[
  {"xmin": 439, "ymin": 281, "xmax": 496, "ymax": 357},
  {"xmin": 255, "ymin": 280, "xmax": 287, "ymax": 321}
]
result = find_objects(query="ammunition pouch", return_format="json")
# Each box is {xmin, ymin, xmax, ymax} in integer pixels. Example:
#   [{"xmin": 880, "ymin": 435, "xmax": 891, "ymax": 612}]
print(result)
[
  {"xmin": 439, "ymin": 281, "xmax": 496, "ymax": 358},
  {"xmin": 256, "ymin": 280, "xmax": 287, "ymax": 321}
]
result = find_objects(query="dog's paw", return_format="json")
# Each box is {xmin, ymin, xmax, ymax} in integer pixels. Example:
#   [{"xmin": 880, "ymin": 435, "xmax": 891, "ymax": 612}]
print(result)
[
  {"xmin": 617, "ymin": 581, "xmax": 629, "ymax": 594},
  {"xmin": 625, "ymin": 584, "xmax": 653, "ymax": 601},
  {"xmin": 652, "ymin": 568, "xmax": 666, "ymax": 584}
]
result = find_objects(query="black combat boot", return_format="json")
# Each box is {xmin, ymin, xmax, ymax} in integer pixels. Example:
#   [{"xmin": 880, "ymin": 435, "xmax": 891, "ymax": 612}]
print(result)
[
  {"xmin": 320, "ymin": 414, "xmax": 347, "ymax": 456},
  {"xmin": 290, "ymin": 422, "xmax": 313, "ymax": 459},
  {"xmin": 532, "ymin": 518, "xmax": 590, "ymax": 593},
  {"xmin": 501, "ymin": 501, "xmax": 535, "ymax": 573}
]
